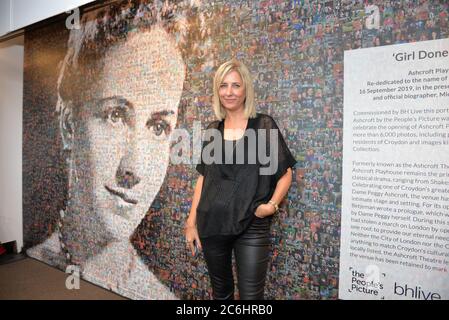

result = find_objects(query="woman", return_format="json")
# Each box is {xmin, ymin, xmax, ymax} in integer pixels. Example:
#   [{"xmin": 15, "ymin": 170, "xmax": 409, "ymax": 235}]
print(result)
[
  {"xmin": 26, "ymin": 0, "xmax": 203, "ymax": 300},
  {"xmin": 185, "ymin": 59, "xmax": 296, "ymax": 300}
]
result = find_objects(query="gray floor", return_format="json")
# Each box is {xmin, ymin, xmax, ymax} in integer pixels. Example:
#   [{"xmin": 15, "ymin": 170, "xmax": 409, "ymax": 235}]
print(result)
[{"xmin": 0, "ymin": 256, "xmax": 126, "ymax": 300}]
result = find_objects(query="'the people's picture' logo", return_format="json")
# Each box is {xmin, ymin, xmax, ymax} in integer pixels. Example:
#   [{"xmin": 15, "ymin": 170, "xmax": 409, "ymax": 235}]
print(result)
[{"xmin": 348, "ymin": 265, "xmax": 385, "ymax": 298}]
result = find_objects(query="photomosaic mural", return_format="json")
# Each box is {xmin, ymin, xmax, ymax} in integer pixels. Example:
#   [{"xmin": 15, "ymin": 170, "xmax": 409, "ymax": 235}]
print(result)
[{"xmin": 23, "ymin": 0, "xmax": 449, "ymax": 299}]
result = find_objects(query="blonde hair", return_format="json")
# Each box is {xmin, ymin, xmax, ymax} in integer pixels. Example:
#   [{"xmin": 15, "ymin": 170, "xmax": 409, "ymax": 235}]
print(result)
[{"xmin": 212, "ymin": 59, "xmax": 256, "ymax": 120}]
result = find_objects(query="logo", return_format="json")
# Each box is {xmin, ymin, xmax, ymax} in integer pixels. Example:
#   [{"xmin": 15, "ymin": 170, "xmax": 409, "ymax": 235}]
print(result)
[
  {"xmin": 393, "ymin": 282, "xmax": 441, "ymax": 300},
  {"xmin": 66, "ymin": 8, "xmax": 80, "ymax": 30},
  {"xmin": 65, "ymin": 265, "xmax": 80, "ymax": 290},
  {"xmin": 348, "ymin": 265, "xmax": 385, "ymax": 298}
]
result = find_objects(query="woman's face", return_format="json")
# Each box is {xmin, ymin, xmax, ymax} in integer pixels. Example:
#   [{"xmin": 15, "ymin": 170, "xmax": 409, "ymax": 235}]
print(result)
[
  {"xmin": 68, "ymin": 27, "xmax": 185, "ymax": 241},
  {"xmin": 218, "ymin": 70, "xmax": 246, "ymax": 113}
]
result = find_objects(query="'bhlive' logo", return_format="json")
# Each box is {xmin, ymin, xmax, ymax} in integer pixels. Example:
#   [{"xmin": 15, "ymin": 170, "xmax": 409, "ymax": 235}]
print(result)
[{"xmin": 394, "ymin": 282, "xmax": 441, "ymax": 300}]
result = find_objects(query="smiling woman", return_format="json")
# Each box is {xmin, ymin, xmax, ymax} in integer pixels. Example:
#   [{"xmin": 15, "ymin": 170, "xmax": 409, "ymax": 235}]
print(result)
[
  {"xmin": 185, "ymin": 59, "xmax": 297, "ymax": 300},
  {"xmin": 25, "ymin": 0, "xmax": 203, "ymax": 300}
]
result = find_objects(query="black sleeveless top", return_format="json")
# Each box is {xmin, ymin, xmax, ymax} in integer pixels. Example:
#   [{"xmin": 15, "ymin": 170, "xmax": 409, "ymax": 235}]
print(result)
[{"xmin": 195, "ymin": 113, "xmax": 297, "ymax": 238}]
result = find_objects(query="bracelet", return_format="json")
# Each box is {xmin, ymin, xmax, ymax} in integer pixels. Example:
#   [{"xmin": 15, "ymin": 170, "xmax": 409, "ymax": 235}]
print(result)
[{"xmin": 268, "ymin": 200, "xmax": 279, "ymax": 213}]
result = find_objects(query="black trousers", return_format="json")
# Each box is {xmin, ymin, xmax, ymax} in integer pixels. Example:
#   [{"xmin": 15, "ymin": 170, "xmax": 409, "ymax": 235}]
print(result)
[{"xmin": 200, "ymin": 217, "xmax": 271, "ymax": 300}]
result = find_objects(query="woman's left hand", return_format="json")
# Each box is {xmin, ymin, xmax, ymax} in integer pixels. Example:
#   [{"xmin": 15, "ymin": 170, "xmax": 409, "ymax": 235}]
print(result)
[{"xmin": 255, "ymin": 203, "xmax": 276, "ymax": 218}]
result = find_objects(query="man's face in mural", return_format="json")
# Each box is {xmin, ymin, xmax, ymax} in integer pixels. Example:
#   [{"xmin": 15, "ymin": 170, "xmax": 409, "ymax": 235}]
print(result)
[{"xmin": 67, "ymin": 27, "xmax": 185, "ymax": 240}]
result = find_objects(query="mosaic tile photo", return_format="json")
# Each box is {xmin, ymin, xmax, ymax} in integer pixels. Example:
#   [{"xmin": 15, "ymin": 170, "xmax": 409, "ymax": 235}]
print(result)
[{"xmin": 22, "ymin": 0, "xmax": 449, "ymax": 299}]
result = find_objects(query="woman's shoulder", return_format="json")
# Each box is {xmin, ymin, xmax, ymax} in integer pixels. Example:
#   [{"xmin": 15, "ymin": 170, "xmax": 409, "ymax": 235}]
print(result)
[
  {"xmin": 255, "ymin": 113, "xmax": 274, "ymax": 121},
  {"xmin": 205, "ymin": 119, "xmax": 221, "ymax": 130},
  {"xmin": 254, "ymin": 113, "xmax": 278, "ymax": 129}
]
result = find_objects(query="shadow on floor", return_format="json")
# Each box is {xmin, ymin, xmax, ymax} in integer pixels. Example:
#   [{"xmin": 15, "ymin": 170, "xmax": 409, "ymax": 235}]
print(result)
[{"xmin": 0, "ymin": 252, "xmax": 27, "ymax": 265}]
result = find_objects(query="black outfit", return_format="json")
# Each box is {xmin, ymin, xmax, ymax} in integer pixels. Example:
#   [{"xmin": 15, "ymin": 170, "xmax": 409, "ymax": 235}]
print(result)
[{"xmin": 196, "ymin": 113, "xmax": 296, "ymax": 300}]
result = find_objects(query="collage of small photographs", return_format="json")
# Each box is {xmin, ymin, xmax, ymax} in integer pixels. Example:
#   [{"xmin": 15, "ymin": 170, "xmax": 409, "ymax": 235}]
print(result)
[{"xmin": 22, "ymin": 0, "xmax": 449, "ymax": 300}]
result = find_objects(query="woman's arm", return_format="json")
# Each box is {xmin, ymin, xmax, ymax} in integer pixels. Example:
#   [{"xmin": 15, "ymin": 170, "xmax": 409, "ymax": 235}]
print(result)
[
  {"xmin": 270, "ymin": 167, "xmax": 293, "ymax": 209},
  {"xmin": 186, "ymin": 175, "xmax": 203, "ymax": 227},
  {"xmin": 185, "ymin": 175, "xmax": 204, "ymax": 255},
  {"xmin": 255, "ymin": 168, "xmax": 293, "ymax": 218}
]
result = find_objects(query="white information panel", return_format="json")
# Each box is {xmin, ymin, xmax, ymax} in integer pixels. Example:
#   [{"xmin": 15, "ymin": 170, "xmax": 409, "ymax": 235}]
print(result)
[{"xmin": 340, "ymin": 38, "xmax": 449, "ymax": 300}]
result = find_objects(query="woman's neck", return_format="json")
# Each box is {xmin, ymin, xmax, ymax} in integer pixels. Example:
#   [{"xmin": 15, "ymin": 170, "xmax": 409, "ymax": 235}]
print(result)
[
  {"xmin": 223, "ymin": 107, "xmax": 248, "ymax": 141},
  {"xmin": 224, "ymin": 108, "xmax": 247, "ymax": 129}
]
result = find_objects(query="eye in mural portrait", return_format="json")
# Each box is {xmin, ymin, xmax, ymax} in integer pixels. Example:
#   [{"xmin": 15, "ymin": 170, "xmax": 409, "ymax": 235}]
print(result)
[{"xmin": 26, "ymin": 1, "xmax": 195, "ymax": 299}]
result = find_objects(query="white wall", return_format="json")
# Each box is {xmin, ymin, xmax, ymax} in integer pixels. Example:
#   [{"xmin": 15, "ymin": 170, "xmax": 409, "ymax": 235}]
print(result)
[
  {"xmin": 11, "ymin": 0, "xmax": 95, "ymax": 30},
  {"xmin": 0, "ymin": 0, "xmax": 11, "ymax": 37},
  {"xmin": 0, "ymin": 0, "xmax": 95, "ymax": 37},
  {"xmin": 0, "ymin": 35, "xmax": 24, "ymax": 251}
]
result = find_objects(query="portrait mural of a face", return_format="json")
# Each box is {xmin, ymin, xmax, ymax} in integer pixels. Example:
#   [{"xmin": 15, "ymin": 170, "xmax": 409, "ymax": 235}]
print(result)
[
  {"xmin": 25, "ymin": 1, "xmax": 193, "ymax": 299},
  {"xmin": 23, "ymin": 0, "xmax": 449, "ymax": 300},
  {"xmin": 61, "ymin": 28, "xmax": 184, "ymax": 244}
]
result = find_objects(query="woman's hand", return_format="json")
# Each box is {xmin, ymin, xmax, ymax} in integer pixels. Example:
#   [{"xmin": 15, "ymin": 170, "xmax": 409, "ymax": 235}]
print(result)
[
  {"xmin": 255, "ymin": 203, "xmax": 276, "ymax": 218},
  {"xmin": 184, "ymin": 222, "xmax": 202, "ymax": 257}
]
